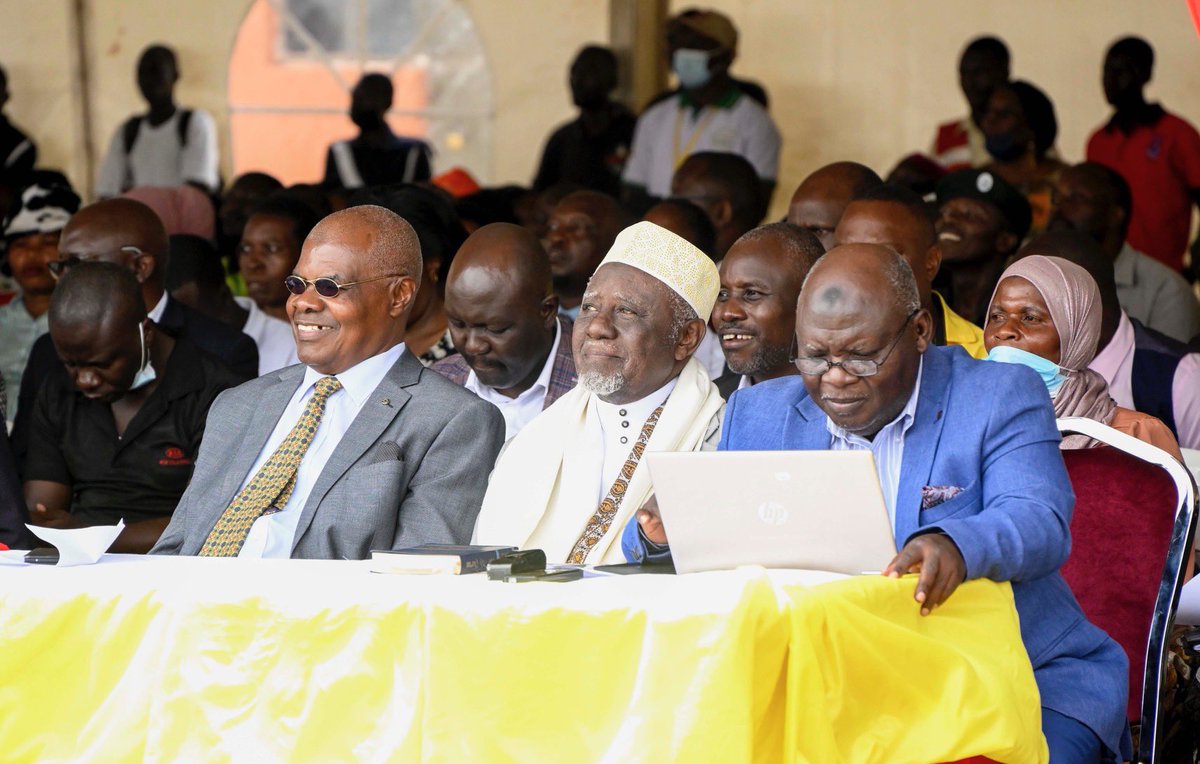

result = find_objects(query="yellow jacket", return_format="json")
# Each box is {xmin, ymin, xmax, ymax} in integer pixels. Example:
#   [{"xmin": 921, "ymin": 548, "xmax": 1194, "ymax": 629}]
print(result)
[{"xmin": 936, "ymin": 291, "xmax": 987, "ymax": 359}]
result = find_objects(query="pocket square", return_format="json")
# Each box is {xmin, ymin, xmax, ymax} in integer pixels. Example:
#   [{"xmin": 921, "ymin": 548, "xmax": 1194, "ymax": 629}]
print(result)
[
  {"xmin": 921, "ymin": 485, "xmax": 964, "ymax": 510},
  {"xmin": 369, "ymin": 441, "xmax": 404, "ymax": 464}
]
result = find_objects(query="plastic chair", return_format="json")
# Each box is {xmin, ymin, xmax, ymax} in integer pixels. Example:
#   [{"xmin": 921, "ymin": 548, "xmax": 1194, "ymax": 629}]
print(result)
[{"xmin": 1056, "ymin": 417, "xmax": 1197, "ymax": 764}]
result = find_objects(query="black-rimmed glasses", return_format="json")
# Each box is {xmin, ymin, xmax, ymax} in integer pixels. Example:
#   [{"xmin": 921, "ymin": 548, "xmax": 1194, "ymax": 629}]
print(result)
[
  {"xmin": 47, "ymin": 246, "xmax": 146, "ymax": 280},
  {"xmin": 793, "ymin": 309, "xmax": 919, "ymax": 378}
]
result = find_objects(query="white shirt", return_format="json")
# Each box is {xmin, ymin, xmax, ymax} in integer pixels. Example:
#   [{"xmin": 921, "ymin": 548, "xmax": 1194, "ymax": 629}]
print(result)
[
  {"xmin": 235, "ymin": 296, "xmax": 299, "ymax": 375},
  {"xmin": 826, "ymin": 360, "xmax": 924, "ymax": 535},
  {"xmin": 464, "ymin": 321, "xmax": 561, "ymax": 441},
  {"xmin": 622, "ymin": 91, "xmax": 781, "ymax": 198},
  {"xmin": 591, "ymin": 377, "xmax": 678, "ymax": 505},
  {"xmin": 148, "ymin": 292, "xmax": 168, "ymax": 323},
  {"xmin": 738, "ymin": 374, "xmax": 753, "ymax": 391},
  {"xmin": 695, "ymin": 327, "xmax": 728, "ymax": 380},
  {"xmin": 237, "ymin": 344, "xmax": 406, "ymax": 558},
  {"xmin": 95, "ymin": 109, "xmax": 220, "ymax": 197}
]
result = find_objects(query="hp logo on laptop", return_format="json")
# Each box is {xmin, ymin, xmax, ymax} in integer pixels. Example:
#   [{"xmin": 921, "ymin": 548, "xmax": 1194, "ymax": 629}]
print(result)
[{"xmin": 757, "ymin": 501, "xmax": 789, "ymax": 526}]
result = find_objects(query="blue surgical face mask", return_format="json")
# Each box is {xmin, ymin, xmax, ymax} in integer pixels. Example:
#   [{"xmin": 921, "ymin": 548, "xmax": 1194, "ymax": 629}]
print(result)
[
  {"xmin": 672, "ymin": 48, "xmax": 713, "ymax": 90},
  {"xmin": 984, "ymin": 344, "xmax": 1066, "ymax": 395},
  {"xmin": 130, "ymin": 322, "xmax": 157, "ymax": 391}
]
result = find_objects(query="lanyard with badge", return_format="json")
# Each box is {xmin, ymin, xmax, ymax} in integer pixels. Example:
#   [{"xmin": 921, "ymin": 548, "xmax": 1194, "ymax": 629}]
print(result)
[{"xmin": 673, "ymin": 105, "xmax": 718, "ymax": 171}]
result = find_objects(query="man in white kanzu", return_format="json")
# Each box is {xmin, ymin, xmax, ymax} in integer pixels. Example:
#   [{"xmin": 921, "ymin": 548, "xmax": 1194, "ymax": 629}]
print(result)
[{"xmin": 473, "ymin": 221, "xmax": 725, "ymax": 564}]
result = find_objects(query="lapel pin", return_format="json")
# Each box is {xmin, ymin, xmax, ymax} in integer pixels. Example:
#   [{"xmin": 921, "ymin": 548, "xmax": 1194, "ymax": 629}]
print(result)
[{"xmin": 381, "ymin": 398, "xmax": 391, "ymax": 407}]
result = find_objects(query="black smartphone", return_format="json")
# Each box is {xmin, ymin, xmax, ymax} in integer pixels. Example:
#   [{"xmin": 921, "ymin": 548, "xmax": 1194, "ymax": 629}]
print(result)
[{"xmin": 24, "ymin": 547, "xmax": 60, "ymax": 565}]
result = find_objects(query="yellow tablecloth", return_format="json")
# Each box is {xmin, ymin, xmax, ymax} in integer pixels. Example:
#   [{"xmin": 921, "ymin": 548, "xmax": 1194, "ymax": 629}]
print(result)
[{"xmin": 0, "ymin": 557, "xmax": 1046, "ymax": 763}]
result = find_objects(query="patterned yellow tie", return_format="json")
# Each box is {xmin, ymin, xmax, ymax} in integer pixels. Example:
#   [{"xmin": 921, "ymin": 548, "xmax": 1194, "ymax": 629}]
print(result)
[{"xmin": 199, "ymin": 376, "xmax": 342, "ymax": 556}]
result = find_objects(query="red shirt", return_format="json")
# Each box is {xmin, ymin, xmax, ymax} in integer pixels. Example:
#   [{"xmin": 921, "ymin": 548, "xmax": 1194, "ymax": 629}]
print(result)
[{"xmin": 1086, "ymin": 110, "xmax": 1200, "ymax": 271}]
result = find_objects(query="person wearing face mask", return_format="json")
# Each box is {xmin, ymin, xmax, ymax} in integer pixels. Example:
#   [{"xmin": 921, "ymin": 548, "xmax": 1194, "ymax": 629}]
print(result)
[
  {"xmin": 980, "ymin": 80, "xmax": 1067, "ymax": 236},
  {"xmin": 322, "ymin": 73, "xmax": 433, "ymax": 190},
  {"xmin": 621, "ymin": 9, "xmax": 780, "ymax": 215},
  {"xmin": 983, "ymin": 254, "xmax": 1181, "ymax": 461},
  {"xmin": 22, "ymin": 262, "xmax": 243, "ymax": 553}
]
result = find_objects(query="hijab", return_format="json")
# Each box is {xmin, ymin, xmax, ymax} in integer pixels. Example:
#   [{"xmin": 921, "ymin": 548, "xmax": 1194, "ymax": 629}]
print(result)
[{"xmin": 989, "ymin": 255, "xmax": 1116, "ymax": 448}]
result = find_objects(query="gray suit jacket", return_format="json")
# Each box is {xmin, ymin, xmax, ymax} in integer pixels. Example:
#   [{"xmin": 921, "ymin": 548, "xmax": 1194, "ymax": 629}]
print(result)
[{"xmin": 151, "ymin": 351, "xmax": 505, "ymax": 559}]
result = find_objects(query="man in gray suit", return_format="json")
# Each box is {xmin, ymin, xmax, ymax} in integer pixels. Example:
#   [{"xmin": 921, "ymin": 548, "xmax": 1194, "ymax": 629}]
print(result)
[{"xmin": 152, "ymin": 205, "xmax": 505, "ymax": 559}]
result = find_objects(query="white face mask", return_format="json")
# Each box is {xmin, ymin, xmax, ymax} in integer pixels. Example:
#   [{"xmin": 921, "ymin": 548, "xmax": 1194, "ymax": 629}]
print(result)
[
  {"xmin": 672, "ymin": 48, "xmax": 713, "ymax": 90},
  {"xmin": 130, "ymin": 321, "xmax": 157, "ymax": 391}
]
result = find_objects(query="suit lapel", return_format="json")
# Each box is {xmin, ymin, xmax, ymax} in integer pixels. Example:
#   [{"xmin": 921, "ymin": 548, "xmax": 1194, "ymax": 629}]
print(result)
[
  {"xmin": 214, "ymin": 366, "xmax": 304, "ymax": 506},
  {"xmin": 894, "ymin": 348, "xmax": 953, "ymax": 543},
  {"xmin": 544, "ymin": 315, "xmax": 578, "ymax": 409},
  {"xmin": 783, "ymin": 393, "xmax": 833, "ymax": 450},
  {"xmin": 290, "ymin": 353, "xmax": 421, "ymax": 552}
]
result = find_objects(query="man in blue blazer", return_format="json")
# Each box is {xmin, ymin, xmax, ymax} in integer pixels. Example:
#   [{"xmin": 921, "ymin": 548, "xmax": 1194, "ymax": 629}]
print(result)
[{"xmin": 624, "ymin": 243, "xmax": 1127, "ymax": 761}]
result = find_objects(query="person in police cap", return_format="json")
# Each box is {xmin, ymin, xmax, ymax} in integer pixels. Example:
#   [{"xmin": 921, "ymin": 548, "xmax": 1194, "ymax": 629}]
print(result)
[{"xmin": 933, "ymin": 168, "xmax": 1032, "ymax": 326}]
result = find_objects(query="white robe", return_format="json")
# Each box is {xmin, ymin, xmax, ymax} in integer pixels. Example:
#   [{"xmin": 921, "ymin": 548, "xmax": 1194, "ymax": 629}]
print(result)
[{"xmin": 473, "ymin": 356, "xmax": 725, "ymax": 564}]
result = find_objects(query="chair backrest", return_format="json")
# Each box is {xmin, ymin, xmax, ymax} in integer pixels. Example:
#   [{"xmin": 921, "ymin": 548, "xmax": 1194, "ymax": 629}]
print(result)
[{"xmin": 1056, "ymin": 417, "xmax": 1197, "ymax": 763}]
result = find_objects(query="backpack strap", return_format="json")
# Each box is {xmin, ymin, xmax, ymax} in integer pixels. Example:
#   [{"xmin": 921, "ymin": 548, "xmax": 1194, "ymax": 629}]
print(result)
[
  {"xmin": 176, "ymin": 109, "xmax": 193, "ymax": 147},
  {"xmin": 122, "ymin": 116, "xmax": 143, "ymax": 155}
]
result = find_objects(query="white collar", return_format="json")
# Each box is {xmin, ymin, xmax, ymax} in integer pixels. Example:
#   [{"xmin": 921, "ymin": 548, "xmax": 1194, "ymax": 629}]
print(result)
[
  {"xmin": 595, "ymin": 376, "xmax": 679, "ymax": 433},
  {"xmin": 465, "ymin": 320, "xmax": 561, "ymax": 402},
  {"xmin": 148, "ymin": 292, "xmax": 168, "ymax": 323},
  {"xmin": 300, "ymin": 343, "xmax": 406, "ymax": 407},
  {"xmin": 1091, "ymin": 311, "xmax": 1135, "ymax": 376},
  {"xmin": 826, "ymin": 357, "xmax": 924, "ymax": 445},
  {"xmin": 738, "ymin": 374, "xmax": 753, "ymax": 391}
]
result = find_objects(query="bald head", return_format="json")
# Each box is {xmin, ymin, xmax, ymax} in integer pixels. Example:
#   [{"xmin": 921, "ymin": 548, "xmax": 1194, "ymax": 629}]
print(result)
[
  {"xmin": 57, "ymin": 198, "xmax": 169, "ymax": 305},
  {"xmin": 796, "ymin": 243, "xmax": 930, "ymax": 438},
  {"xmin": 50, "ymin": 260, "xmax": 146, "ymax": 331},
  {"xmin": 788, "ymin": 162, "xmax": 883, "ymax": 251},
  {"xmin": 308, "ymin": 204, "xmax": 422, "ymax": 281},
  {"xmin": 449, "ymin": 223, "xmax": 551, "ymax": 300},
  {"xmin": 444, "ymin": 223, "xmax": 560, "ymax": 397}
]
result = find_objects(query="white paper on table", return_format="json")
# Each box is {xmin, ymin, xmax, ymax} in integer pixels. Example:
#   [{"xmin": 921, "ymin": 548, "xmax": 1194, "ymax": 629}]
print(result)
[{"xmin": 23, "ymin": 520, "xmax": 125, "ymax": 566}]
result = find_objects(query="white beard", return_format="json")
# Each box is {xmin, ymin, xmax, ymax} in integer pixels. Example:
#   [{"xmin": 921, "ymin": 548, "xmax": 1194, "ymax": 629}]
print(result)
[{"xmin": 579, "ymin": 370, "xmax": 626, "ymax": 396}]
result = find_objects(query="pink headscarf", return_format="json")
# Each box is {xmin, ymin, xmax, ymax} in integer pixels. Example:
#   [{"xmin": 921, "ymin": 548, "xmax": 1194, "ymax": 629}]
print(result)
[
  {"xmin": 122, "ymin": 185, "xmax": 215, "ymax": 240},
  {"xmin": 990, "ymin": 255, "xmax": 1116, "ymax": 446}
]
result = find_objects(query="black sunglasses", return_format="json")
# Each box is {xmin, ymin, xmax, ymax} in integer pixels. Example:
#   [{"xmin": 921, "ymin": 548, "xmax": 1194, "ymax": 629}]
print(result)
[
  {"xmin": 48, "ymin": 246, "xmax": 145, "ymax": 280},
  {"xmin": 284, "ymin": 273, "xmax": 401, "ymax": 298}
]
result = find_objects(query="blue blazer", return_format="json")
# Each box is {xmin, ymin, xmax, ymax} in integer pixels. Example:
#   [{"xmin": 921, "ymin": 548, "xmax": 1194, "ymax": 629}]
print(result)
[{"xmin": 624, "ymin": 344, "xmax": 1127, "ymax": 751}]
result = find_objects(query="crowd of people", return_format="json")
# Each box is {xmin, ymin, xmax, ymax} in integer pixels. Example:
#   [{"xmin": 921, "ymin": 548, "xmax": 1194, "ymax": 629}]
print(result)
[{"xmin": 2, "ymin": 8, "xmax": 1200, "ymax": 761}]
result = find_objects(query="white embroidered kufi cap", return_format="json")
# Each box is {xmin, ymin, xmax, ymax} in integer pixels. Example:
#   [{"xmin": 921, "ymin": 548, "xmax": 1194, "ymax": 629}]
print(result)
[{"xmin": 596, "ymin": 221, "xmax": 720, "ymax": 319}]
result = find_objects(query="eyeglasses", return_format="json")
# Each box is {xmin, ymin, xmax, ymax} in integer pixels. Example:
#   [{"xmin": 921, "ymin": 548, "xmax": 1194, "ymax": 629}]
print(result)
[
  {"xmin": 283, "ymin": 273, "xmax": 401, "ymax": 298},
  {"xmin": 48, "ymin": 246, "xmax": 146, "ymax": 280},
  {"xmin": 793, "ymin": 310, "xmax": 918, "ymax": 378}
]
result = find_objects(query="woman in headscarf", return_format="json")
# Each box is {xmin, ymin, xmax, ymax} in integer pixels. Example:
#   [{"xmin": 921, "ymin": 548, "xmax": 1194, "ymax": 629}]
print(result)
[{"xmin": 982, "ymin": 253, "xmax": 1182, "ymax": 461}]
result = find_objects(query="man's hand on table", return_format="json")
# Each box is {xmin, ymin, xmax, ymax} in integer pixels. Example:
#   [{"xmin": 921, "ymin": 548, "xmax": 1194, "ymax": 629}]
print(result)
[
  {"xmin": 883, "ymin": 533, "xmax": 965, "ymax": 616},
  {"xmin": 636, "ymin": 495, "xmax": 667, "ymax": 546},
  {"xmin": 29, "ymin": 503, "xmax": 81, "ymax": 529}
]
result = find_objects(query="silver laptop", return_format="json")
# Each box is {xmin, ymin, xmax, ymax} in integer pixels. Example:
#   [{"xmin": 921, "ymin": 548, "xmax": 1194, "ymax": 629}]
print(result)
[{"xmin": 645, "ymin": 451, "xmax": 897, "ymax": 575}]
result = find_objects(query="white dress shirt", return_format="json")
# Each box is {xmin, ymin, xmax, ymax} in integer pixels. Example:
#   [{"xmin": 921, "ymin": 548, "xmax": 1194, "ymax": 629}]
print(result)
[
  {"xmin": 148, "ymin": 292, "xmax": 168, "ymax": 323},
  {"xmin": 237, "ymin": 344, "xmax": 406, "ymax": 558},
  {"xmin": 464, "ymin": 320, "xmax": 561, "ymax": 441},
  {"xmin": 826, "ymin": 360, "xmax": 924, "ymax": 535},
  {"xmin": 591, "ymin": 377, "xmax": 678, "ymax": 504},
  {"xmin": 234, "ymin": 296, "xmax": 300, "ymax": 375}
]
